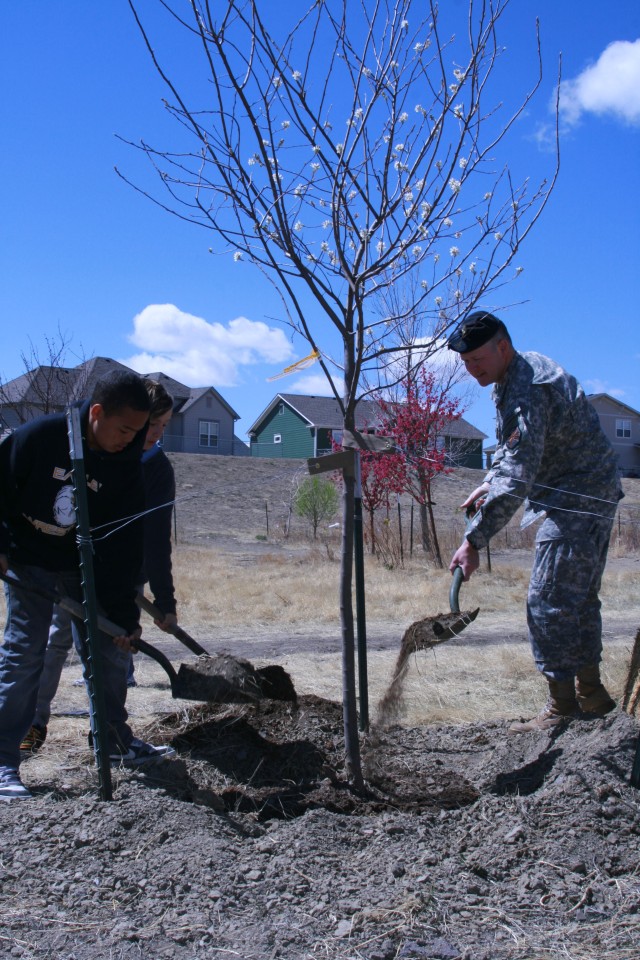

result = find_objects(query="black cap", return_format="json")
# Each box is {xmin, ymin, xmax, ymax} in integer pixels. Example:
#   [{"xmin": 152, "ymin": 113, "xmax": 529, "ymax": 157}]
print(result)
[{"xmin": 447, "ymin": 310, "xmax": 503, "ymax": 354}]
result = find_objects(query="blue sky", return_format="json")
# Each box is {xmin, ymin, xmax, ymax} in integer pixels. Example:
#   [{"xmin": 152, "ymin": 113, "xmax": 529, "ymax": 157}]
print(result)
[{"xmin": 1, "ymin": 1, "xmax": 639, "ymax": 444}]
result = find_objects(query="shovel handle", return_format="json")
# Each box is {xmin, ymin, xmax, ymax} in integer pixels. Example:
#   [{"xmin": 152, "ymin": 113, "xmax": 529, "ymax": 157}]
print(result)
[
  {"xmin": 449, "ymin": 565, "xmax": 465, "ymax": 614},
  {"xmin": 0, "ymin": 570, "xmax": 180, "ymax": 689},
  {"xmin": 136, "ymin": 593, "xmax": 209, "ymax": 658}
]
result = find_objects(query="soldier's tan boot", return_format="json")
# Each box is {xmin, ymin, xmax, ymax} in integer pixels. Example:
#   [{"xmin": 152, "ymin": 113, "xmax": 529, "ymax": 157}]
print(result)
[
  {"xmin": 576, "ymin": 664, "xmax": 616, "ymax": 717},
  {"xmin": 508, "ymin": 679, "xmax": 578, "ymax": 734}
]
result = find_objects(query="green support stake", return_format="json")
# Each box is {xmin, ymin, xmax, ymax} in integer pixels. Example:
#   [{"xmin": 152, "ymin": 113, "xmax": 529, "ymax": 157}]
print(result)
[
  {"xmin": 631, "ymin": 737, "xmax": 640, "ymax": 789},
  {"xmin": 66, "ymin": 406, "xmax": 113, "ymax": 801}
]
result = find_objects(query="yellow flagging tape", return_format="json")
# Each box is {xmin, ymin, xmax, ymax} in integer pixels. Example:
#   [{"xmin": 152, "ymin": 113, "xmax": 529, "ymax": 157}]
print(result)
[{"xmin": 267, "ymin": 349, "xmax": 320, "ymax": 381}]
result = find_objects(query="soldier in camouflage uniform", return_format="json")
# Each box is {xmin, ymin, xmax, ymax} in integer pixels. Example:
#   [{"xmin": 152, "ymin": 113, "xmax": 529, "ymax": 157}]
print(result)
[{"xmin": 447, "ymin": 310, "xmax": 623, "ymax": 733}]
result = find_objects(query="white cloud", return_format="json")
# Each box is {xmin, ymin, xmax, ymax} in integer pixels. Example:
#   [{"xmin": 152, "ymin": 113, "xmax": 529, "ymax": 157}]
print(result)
[
  {"xmin": 121, "ymin": 304, "xmax": 295, "ymax": 386},
  {"xmin": 558, "ymin": 39, "xmax": 640, "ymax": 127},
  {"xmin": 287, "ymin": 371, "xmax": 343, "ymax": 396},
  {"xmin": 583, "ymin": 378, "xmax": 626, "ymax": 399}
]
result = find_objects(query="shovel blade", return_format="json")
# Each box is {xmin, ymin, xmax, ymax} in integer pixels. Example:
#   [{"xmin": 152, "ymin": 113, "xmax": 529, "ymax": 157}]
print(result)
[{"xmin": 431, "ymin": 606, "xmax": 480, "ymax": 641}]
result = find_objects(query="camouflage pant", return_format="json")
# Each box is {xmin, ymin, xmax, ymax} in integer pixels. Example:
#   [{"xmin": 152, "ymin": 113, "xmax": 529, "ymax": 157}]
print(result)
[{"xmin": 526, "ymin": 514, "xmax": 614, "ymax": 680}]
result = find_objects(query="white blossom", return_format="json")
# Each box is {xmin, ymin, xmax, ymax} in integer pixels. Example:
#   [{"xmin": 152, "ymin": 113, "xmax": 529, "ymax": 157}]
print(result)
[
  {"xmin": 494, "ymin": 232, "xmax": 503, "ymax": 241},
  {"xmin": 336, "ymin": 143, "xmax": 344, "ymax": 155},
  {"xmin": 292, "ymin": 70, "xmax": 302, "ymax": 82},
  {"xmin": 248, "ymin": 156, "xmax": 258, "ymax": 166},
  {"xmin": 459, "ymin": 157, "xmax": 468, "ymax": 169},
  {"xmin": 484, "ymin": 192, "xmax": 492, "ymax": 200},
  {"xmin": 434, "ymin": 253, "xmax": 440, "ymax": 263},
  {"xmin": 281, "ymin": 120, "xmax": 290, "ymax": 130},
  {"xmin": 449, "ymin": 178, "xmax": 461, "ymax": 194},
  {"xmin": 322, "ymin": 220, "xmax": 331, "ymax": 229},
  {"xmin": 455, "ymin": 268, "xmax": 463, "ymax": 277},
  {"xmin": 312, "ymin": 144, "xmax": 321, "ymax": 154},
  {"xmin": 395, "ymin": 143, "xmax": 405, "ymax": 152},
  {"xmin": 272, "ymin": 76, "xmax": 283, "ymax": 89},
  {"xmin": 449, "ymin": 84, "xmax": 459, "ymax": 94},
  {"xmin": 294, "ymin": 221, "xmax": 304, "ymax": 232},
  {"xmin": 310, "ymin": 162, "xmax": 321, "ymax": 173},
  {"xmin": 401, "ymin": 19, "xmax": 409, "ymax": 29},
  {"xmin": 421, "ymin": 201, "xmax": 432, "ymax": 218},
  {"xmin": 516, "ymin": 266, "xmax": 524, "ymax": 274},
  {"xmin": 376, "ymin": 240, "xmax": 386, "ymax": 254},
  {"xmin": 453, "ymin": 69, "xmax": 464, "ymax": 81},
  {"xmin": 436, "ymin": 160, "xmax": 443, "ymax": 170},
  {"xmin": 354, "ymin": 107, "xmax": 363, "ymax": 119},
  {"xmin": 412, "ymin": 245, "xmax": 422, "ymax": 257},
  {"xmin": 435, "ymin": 296, "xmax": 443, "ymax": 305},
  {"xmin": 398, "ymin": 112, "xmax": 409, "ymax": 123},
  {"xmin": 443, "ymin": 217, "xmax": 453, "ymax": 227},
  {"xmin": 450, "ymin": 246, "xmax": 460, "ymax": 257},
  {"xmin": 453, "ymin": 104, "xmax": 464, "ymax": 119},
  {"xmin": 469, "ymin": 262, "xmax": 477, "ymax": 273},
  {"xmin": 233, "ymin": 251, "xmax": 243, "ymax": 262},
  {"xmin": 421, "ymin": 280, "xmax": 428, "ymax": 289},
  {"xmin": 454, "ymin": 289, "xmax": 463, "ymax": 300},
  {"xmin": 320, "ymin": 241, "xmax": 330, "ymax": 253}
]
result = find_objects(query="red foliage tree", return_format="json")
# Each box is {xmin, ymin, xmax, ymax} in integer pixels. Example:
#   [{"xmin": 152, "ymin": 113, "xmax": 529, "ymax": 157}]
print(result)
[{"xmin": 373, "ymin": 368, "xmax": 464, "ymax": 567}]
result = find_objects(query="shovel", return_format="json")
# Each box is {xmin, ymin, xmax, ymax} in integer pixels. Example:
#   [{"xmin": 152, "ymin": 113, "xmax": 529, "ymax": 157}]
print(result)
[
  {"xmin": 0, "ymin": 571, "xmax": 294, "ymax": 705},
  {"xmin": 134, "ymin": 591, "xmax": 297, "ymax": 703}
]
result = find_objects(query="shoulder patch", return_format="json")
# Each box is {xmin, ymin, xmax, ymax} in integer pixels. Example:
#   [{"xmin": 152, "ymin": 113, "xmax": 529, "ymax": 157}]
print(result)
[{"xmin": 502, "ymin": 406, "xmax": 526, "ymax": 451}]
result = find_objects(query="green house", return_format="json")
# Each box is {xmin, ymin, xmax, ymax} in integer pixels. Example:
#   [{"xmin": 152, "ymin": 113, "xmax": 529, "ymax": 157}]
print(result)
[{"xmin": 248, "ymin": 393, "xmax": 486, "ymax": 467}]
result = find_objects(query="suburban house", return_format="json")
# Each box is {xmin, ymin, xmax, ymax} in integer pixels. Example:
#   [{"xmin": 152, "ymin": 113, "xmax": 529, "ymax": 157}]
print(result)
[
  {"xmin": 484, "ymin": 393, "xmax": 640, "ymax": 477},
  {"xmin": 588, "ymin": 394, "xmax": 640, "ymax": 477},
  {"xmin": 0, "ymin": 357, "xmax": 249, "ymax": 456},
  {"xmin": 247, "ymin": 393, "xmax": 487, "ymax": 467}
]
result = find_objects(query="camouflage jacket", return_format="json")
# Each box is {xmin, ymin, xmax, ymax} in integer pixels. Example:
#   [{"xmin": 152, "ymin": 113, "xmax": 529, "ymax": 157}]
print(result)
[{"xmin": 466, "ymin": 351, "xmax": 623, "ymax": 550}]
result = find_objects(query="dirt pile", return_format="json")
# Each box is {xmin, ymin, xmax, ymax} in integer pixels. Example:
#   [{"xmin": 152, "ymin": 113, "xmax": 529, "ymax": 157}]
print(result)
[{"xmin": 1, "ymin": 697, "xmax": 639, "ymax": 960}]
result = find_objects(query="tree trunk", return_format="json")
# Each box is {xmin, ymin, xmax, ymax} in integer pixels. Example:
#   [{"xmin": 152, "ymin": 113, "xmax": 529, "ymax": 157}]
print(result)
[
  {"xmin": 426, "ymin": 496, "xmax": 443, "ymax": 568},
  {"xmin": 419, "ymin": 501, "xmax": 432, "ymax": 555}
]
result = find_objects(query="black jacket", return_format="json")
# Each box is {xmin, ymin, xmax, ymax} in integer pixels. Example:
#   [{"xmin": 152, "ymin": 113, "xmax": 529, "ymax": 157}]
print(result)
[
  {"xmin": 0, "ymin": 401, "xmax": 147, "ymax": 631},
  {"xmin": 140, "ymin": 444, "xmax": 176, "ymax": 616}
]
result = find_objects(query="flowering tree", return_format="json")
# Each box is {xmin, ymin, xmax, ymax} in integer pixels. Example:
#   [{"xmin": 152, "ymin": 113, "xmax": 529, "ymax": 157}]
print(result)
[
  {"xmin": 123, "ymin": 0, "xmax": 559, "ymax": 785},
  {"xmin": 359, "ymin": 448, "xmax": 404, "ymax": 554},
  {"xmin": 375, "ymin": 368, "xmax": 463, "ymax": 567}
]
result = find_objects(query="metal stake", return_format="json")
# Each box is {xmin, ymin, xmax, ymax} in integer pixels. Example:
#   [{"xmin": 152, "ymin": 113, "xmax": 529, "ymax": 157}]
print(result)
[{"xmin": 66, "ymin": 406, "xmax": 113, "ymax": 801}]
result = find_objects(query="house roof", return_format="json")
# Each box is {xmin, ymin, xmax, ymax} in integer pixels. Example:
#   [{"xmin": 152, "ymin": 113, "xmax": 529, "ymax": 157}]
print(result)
[
  {"xmin": 588, "ymin": 393, "xmax": 640, "ymax": 419},
  {"xmin": 178, "ymin": 385, "xmax": 240, "ymax": 420},
  {"xmin": 1, "ymin": 357, "xmax": 239, "ymax": 420},
  {"xmin": 248, "ymin": 393, "xmax": 487, "ymax": 440}
]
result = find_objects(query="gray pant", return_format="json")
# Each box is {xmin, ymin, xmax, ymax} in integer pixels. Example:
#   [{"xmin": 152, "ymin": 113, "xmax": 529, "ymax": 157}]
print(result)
[{"xmin": 527, "ymin": 515, "xmax": 613, "ymax": 681}]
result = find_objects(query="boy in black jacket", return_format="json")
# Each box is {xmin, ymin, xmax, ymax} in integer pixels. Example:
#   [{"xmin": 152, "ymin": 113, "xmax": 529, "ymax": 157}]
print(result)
[{"xmin": 0, "ymin": 370, "xmax": 174, "ymax": 801}]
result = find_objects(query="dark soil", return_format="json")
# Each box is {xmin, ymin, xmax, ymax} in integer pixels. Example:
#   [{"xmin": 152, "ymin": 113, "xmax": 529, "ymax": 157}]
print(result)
[{"xmin": 2, "ymin": 696, "xmax": 640, "ymax": 960}]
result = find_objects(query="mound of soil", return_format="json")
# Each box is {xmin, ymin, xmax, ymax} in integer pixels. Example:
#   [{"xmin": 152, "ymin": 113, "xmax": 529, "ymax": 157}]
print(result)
[{"xmin": 1, "ymin": 696, "xmax": 639, "ymax": 959}]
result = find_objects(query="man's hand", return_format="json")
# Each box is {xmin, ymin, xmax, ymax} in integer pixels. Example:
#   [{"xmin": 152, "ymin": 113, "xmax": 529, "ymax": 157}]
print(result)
[
  {"xmin": 155, "ymin": 612, "xmax": 178, "ymax": 634},
  {"xmin": 111, "ymin": 626, "xmax": 142, "ymax": 654},
  {"xmin": 460, "ymin": 482, "xmax": 490, "ymax": 516},
  {"xmin": 450, "ymin": 540, "xmax": 480, "ymax": 582}
]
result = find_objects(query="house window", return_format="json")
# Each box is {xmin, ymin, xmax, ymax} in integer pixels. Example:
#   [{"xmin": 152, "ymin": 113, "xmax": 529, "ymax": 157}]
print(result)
[
  {"xmin": 616, "ymin": 419, "xmax": 631, "ymax": 439},
  {"xmin": 273, "ymin": 434, "xmax": 282, "ymax": 444},
  {"xmin": 278, "ymin": 403, "xmax": 285, "ymax": 415},
  {"xmin": 199, "ymin": 420, "xmax": 219, "ymax": 447}
]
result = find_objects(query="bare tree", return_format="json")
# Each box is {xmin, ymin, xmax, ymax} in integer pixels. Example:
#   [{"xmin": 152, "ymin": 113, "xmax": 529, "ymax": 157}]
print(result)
[
  {"xmin": 0, "ymin": 327, "xmax": 89, "ymax": 433},
  {"xmin": 122, "ymin": 0, "xmax": 559, "ymax": 785}
]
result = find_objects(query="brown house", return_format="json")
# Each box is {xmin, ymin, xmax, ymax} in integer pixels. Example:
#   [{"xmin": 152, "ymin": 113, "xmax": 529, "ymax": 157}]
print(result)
[
  {"xmin": 0, "ymin": 357, "xmax": 249, "ymax": 456},
  {"xmin": 483, "ymin": 394, "xmax": 640, "ymax": 478},
  {"xmin": 588, "ymin": 394, "xmax": 640, "ymax": 477}
]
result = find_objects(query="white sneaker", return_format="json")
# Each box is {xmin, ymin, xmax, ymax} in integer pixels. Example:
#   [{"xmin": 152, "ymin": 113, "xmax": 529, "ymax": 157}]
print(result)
[
  {"xmin": 0, "ymin": 766, "xmax": 32, "ymax": 801},
  {"xmin": 109, "ymin": 737, "xmax": 176, "ymax": 767}
]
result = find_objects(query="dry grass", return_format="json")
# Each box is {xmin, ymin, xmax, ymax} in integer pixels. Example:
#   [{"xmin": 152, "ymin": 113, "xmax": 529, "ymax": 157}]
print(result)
[{"xmin": 2, "ymin": 540, "xmax": 638, "ymax": 731}]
